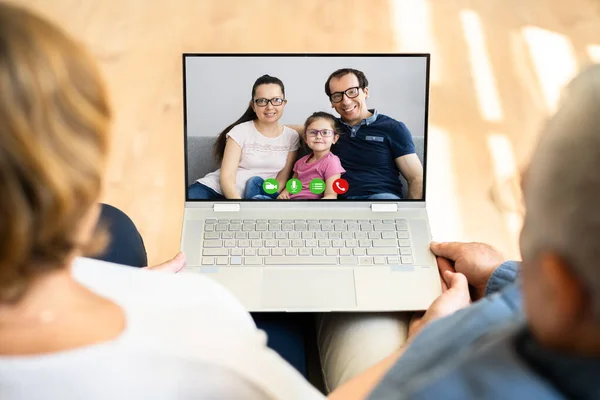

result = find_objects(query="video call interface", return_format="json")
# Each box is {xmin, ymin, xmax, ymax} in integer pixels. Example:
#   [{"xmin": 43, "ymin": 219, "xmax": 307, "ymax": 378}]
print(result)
[{"xmin": 184, "ymin": 54, "xmax": 429, "ymax": 202}]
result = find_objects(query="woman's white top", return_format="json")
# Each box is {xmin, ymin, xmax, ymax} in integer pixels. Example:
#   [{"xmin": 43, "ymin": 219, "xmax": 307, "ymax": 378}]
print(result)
[
  {"xmin": 197, "ymin": 121, "xmax": 299, "ymax": 196},
  {"xmin": 0, "ymin": 258, "xmax": 323, "ymax": 399}
]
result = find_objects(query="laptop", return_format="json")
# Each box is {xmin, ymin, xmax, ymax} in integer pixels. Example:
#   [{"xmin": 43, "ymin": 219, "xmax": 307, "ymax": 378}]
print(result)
[{"xmin": 180, "ymin": 53, "xmax": 441, "ymax": 312}]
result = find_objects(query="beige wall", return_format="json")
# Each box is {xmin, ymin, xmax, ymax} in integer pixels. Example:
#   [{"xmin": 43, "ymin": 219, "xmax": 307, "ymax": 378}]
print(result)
[{"xmin": 13, "ymin": 0, "xmax": 600, "ymax": 264}]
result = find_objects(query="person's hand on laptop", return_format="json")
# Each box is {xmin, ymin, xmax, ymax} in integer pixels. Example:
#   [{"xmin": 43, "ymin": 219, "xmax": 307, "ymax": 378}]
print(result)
[
  {"xmin": 144, "ymin": 251, "xmax": 186, "ymax": 273},
  {"xmin": 430, "ymin": 241, "xmax": 505, "ymax": 301},
  {"xmin": 407, "ymin": 256, "xmax": 471, "ymax": 338}
]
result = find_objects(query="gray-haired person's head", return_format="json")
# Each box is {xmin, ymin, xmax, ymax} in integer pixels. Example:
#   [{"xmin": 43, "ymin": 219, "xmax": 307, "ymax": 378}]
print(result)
[{"xmin": 520, "ymin": 64, "xmax": 600, "ymax": 321}]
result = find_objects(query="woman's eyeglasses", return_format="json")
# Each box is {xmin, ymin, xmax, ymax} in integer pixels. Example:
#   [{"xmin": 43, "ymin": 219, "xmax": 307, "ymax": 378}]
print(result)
[
  {"xmin": 330, "ymin": 87, "xmax": 360, "ymax": 103},
  {"xmin": 306, "ymin": 129, "xmax": 335, "ymax": 138},
  {"xmin": 253, "ymin": 97, "xmax": 286, "ymax": 107}
]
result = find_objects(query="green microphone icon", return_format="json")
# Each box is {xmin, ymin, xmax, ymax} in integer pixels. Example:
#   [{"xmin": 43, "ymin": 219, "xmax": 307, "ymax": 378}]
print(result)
[{"xmin": 286, "ymin": 178, "xmax": 302, "ymax": 195}]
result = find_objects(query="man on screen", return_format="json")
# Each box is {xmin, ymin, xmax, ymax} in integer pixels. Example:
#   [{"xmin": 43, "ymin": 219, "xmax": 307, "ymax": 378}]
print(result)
[{"xmin": 325, "ymin": 68, "xmax": 424, "ymax": 199}]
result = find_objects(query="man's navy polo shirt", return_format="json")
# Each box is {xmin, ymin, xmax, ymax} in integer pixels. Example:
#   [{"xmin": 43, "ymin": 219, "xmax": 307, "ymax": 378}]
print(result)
[{"xmin": 332, "ymin": 109, "xmax": 416, "ymax": 198}]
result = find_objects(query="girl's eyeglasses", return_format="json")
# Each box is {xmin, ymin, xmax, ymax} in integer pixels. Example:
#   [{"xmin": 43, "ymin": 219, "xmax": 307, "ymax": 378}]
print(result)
[{"xmin": 306, "ymin": 129, "xmax": 335, "ymax": 138}]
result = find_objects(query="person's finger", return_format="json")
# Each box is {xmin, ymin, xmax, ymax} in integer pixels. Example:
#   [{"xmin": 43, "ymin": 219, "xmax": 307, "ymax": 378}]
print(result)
[
  {"xmin": 441, "ymin": 269, "xmax": 454, "ymax": 288},
  {"xmin": 148, "ymin": 252, "xmax": 186, "ymax": 272},
  {"xmin": 444, "ymin": 270, "xmax": 469, "ymax": 291},
  {"xmin": 436, "ymin": 257, "xmax": 455, "ymax": 291},
  {"xmin": 436, "ymin": 256, "xmax": 456, "ymax": 275},
  {"xmin": 439, "ymin": 276, "xmax": 448, "ymax": 292},
  {"xmin": 430, "ymin": 241, "xmax": 463, "ymax": 261},
  {"xmin": 172, "ymin": 252, "xmax": 186, "ymax": 272}
]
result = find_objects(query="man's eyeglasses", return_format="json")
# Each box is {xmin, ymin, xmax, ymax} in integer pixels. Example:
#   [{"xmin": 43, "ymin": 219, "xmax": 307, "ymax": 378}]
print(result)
[
  {"xmin": 330, "ymin": 87, "xmax": 360, "ymax": 103},
  {"xmin": 253, "ymin": 97, "xmax": 286, "ymax": 107},
  {"xmin": 306, "ymin": 129, "xmax": 335, "ymax": 138}
]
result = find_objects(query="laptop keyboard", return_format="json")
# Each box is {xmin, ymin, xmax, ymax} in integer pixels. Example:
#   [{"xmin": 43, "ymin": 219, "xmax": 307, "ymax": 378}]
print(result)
[{"xmin": 200, "ymin": 218, "xmax": 413, "ymax": 266}]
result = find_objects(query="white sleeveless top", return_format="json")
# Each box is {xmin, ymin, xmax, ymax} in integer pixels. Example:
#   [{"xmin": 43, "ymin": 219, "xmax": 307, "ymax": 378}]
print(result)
[{"xmin": 197, "ymin": 121, "xmax": 299, "ymax": 196}]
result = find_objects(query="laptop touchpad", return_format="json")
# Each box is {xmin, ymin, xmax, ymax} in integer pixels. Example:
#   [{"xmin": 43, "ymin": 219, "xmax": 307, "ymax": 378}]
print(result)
[{"xmin": 261, "ymin": 268, "xmax": 356, "ymax": 310}]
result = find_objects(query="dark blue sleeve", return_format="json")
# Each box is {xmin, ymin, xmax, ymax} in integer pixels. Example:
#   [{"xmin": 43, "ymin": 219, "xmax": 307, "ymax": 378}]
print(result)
[
  {"xmin": 485, "ymin": 261, "xmax": 520, "ymax": 296},
  {"xmin": 389, "ymin": 121, "xmax": 416, "ymax": 158}
]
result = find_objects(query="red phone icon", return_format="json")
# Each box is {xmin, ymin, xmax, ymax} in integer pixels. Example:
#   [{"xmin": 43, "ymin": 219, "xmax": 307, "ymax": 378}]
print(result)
[{"xmin": 333, "ymin": 178, "xmax": 349, "ymax": 194}]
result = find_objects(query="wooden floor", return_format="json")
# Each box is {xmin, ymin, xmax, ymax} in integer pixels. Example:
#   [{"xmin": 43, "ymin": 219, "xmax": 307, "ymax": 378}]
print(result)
[{"xmin": 16, "ymin": 0, "xmax": 600, "ymax": 264}]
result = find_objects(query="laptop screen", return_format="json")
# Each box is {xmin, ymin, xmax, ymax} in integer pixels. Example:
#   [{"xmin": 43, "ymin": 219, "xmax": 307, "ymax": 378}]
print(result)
[{"xmin": 183, "ymin": 54, "xmax": 429, "ymax": 202}]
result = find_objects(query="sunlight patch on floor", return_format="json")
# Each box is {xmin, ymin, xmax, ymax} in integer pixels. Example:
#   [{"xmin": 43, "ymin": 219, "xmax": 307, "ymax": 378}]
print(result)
[
  {"xmin": 425, "ymin": 125, "xmax": 463, "ymax": 242},
  {"xmin": 390, "ymin": 0, "xmax": 442, "ymax": 84},
  {"xmin": 588, "ymin": 44, "xmax": 600, "ymax": 63},
  {"xmin": 487, "ymin": 134, "xmax": 517, "ymax": 181},
  {"xmin": 487, "ymin": 133, "xmax": 522, "ymax": 256},
  {"xmin": 522, "ymin": 26, "xmax": 578, "ymax": 113},
  {"xmin": 460, "ymin": 9, "xmax": 504, "ymax": 122}
]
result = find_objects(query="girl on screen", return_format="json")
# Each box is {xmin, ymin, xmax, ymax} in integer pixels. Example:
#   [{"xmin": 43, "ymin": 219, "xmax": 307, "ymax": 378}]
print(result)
[
  {"xmin": 188, "ymin": 74, "xmax": 299, "ymax": 200},
  {"xmin": 253, "ymin": 111, "xmax": 345, "ymax": 200}
]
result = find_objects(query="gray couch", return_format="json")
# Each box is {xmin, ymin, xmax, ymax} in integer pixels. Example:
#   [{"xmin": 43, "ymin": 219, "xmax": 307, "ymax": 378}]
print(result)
[{"xmin": 187, "ymin": 135, "xmax": 425, "ymax": 198}]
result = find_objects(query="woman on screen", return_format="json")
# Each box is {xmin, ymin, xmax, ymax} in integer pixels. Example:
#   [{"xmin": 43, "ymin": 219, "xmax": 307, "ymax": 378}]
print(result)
[{"xmin": 188, "ymin": 75, "xmax": 299, "ymax": 200}]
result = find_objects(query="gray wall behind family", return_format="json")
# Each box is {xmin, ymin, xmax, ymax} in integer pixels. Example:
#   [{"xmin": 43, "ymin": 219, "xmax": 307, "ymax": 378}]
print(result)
[{"xmin": 185, "ymin": 56, "xmax": 428, "ymax": 138}]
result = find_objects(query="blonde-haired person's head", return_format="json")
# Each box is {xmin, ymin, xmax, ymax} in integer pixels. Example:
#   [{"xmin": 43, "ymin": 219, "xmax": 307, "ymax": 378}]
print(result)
[{"xmin": 0, "ymin": 3, "xmax": 111, "ymax": 303}]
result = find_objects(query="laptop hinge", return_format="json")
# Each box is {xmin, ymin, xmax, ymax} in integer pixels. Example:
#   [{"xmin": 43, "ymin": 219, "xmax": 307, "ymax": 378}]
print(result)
[
  {"xmin": 371, "ymin": 203, "xmax": 398, "ymax": 212},
  {"xmin": 213, "ymin": 203, "xmax": 240, "ymax": 212}
]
